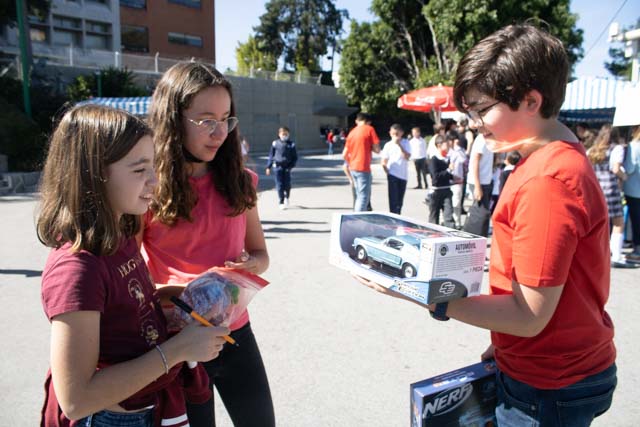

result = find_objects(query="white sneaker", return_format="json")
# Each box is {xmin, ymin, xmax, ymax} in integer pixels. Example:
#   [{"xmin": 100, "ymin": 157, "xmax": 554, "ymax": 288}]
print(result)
[
  {"xmin": 284, "ymin": 198, "xmax": 289, "ymax": 207},
  {"xmin": 279, "ymin": 203, "xmax": 286, "ymax": 210}
]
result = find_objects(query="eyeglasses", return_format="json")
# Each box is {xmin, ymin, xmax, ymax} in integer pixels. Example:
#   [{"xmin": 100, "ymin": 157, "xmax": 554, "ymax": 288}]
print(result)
[
  {"xmin": 185, "ymin": 116, "xmax": 239, "ymax": 135},
  {"xmin": 466, "ymin": 101, "xmax": 500, "ymax": 126}
]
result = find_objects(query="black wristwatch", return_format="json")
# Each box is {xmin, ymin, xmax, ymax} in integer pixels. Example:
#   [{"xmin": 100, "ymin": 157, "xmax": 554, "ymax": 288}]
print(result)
[{"xmin": 430, "ymin": 302, "xmax": 450, "ymax": 321}]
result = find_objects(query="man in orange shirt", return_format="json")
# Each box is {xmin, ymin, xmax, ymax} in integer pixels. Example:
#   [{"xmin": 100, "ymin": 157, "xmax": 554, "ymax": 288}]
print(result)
[
  {"xmin": 343, "ymin": 113, "xmax": 380, "ymax": 211},
  {"xmin": 359, "ymin": 24, "xmax": 616, "ymax": 426}
]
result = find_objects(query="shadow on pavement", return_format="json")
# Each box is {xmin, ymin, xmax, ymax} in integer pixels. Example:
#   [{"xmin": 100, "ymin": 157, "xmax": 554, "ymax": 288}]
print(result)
[{"xmin": 0, "ymin": 268, "xmax": 43, "ymax": 277}]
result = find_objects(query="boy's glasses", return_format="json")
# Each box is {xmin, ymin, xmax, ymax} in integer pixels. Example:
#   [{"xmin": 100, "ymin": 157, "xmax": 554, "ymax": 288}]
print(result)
[
  {"xmin": 186, "ymin": 117, "xmax": 239, "ymax": 135},
  {"xmin": 466, "ymin": 101, "xmax": 500, "ymax": 126}
]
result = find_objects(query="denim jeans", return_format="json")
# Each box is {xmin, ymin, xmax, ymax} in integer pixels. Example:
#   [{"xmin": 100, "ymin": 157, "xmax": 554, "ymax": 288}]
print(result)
[
  {"xmin": 495, "ymin": 364, "xmax": 616, "ymax": 427},
  {"xmin": 351, "ymin": 171, "xmax": 372, "ymax": 212},
  {"xmin": 186, "ymin": 322, "xmax": 274, "ymax": 427},
  {"xmin": 77, "ymin": 408, "xmax": 153, "ymax": 427},
  {"xmin": 387, "ymin": 174, "xmax": 407, "ymax": 214}
]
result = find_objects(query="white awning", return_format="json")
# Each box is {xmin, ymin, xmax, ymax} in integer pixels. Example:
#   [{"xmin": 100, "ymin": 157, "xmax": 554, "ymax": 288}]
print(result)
[
  {"xmin": 76, "ymin": 97, "xmax": 151, "ymax": 116},
  {"xmin": 561, "ymin": 77, "xmax": 637, "ymax": 110}
]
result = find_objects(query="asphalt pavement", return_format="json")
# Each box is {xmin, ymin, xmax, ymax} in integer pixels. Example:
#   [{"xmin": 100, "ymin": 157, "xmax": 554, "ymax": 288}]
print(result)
[{"xmin": 1, "ymin": 153, "xmax": 638, "ymax": 426}]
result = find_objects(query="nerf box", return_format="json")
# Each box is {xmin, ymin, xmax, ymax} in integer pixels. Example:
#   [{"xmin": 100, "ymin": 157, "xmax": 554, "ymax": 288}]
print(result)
[
  {"xmin": 329, "ymin": 212, "xmax": 486, "ymax": 304},
  {"xmin": 411, "ymin": 361, "xmax": 497, "ymax": 427}
]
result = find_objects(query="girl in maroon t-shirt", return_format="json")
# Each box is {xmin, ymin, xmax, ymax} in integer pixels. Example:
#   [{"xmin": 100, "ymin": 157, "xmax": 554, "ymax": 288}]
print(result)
[{"xmin": 37, "ymin": 105, "xmax": 229, "ymax": 427}]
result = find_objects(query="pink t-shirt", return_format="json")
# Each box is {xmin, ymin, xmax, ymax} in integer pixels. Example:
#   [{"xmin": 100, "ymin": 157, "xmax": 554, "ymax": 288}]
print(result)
[{"xmin": 142, "ymin": 170, "xmax": 258, "ymax": 331}]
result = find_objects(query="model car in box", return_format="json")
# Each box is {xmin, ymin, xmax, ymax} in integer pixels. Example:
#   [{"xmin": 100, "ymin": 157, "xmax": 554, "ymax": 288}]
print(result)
[
  {"xmin": 329, "ymin": 212, "xmax": 486, "ymax": 305},
  {"xmin": 353, "ymin": 234, "xmax": 421, "ymax": 278}
]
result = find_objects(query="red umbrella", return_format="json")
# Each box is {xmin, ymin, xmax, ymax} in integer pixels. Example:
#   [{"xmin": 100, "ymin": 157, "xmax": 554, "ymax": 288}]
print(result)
[
  {"xmin": 397, "ymin": 84, "xmax": 458, "ymax": 124},
  {"xmin": 397, "ymin": 84, "xmax": 457, "ymax": 112}
]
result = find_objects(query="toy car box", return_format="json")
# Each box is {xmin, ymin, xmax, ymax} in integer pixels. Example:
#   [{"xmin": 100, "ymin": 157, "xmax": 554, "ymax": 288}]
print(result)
[
  {"xmin": 411, "ymin": 361, "xmax": 497, "ymax": 427},
  {"xmin": 329, "ymin": 212, "xmax": 486, "ymax": 304}
]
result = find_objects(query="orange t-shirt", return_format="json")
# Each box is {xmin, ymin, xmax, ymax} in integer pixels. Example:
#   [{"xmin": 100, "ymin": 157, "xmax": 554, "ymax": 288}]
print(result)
[
  {"xmin": 344, "ymin": 124, "xmax": 380, "ymax": 172},
  {"xmin": 490, "ymin": 141, "xmax": 615, "ymax": 389},
  {"xmin": 141, "ymin": 170, "xmax": 258, "ymax": 331}
]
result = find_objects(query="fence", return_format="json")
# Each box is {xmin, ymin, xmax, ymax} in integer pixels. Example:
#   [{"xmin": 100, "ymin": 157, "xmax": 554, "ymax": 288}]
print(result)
[{"xmin": 2, "ymin": 44, "xmax": 323, "ymax": 84}]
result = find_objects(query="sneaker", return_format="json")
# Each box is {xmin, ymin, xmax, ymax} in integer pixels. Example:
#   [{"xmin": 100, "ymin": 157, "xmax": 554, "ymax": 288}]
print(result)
[
  {"xmin": 278, "ymin": 203, "xmax": 286, "ymax": 210},
  {"xmin": 284, "ymin": 198, "xmax": 289, "ymax": 207},
  {"xmin": 611, "ymin": 260, "xmax": 638, "ymax": 269}
]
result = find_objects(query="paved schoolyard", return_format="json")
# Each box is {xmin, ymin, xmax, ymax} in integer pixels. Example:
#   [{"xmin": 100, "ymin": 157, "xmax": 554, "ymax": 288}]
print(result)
[{"xmin": 1, "ymin": 154, "xmax": 638, "ymax": 426}]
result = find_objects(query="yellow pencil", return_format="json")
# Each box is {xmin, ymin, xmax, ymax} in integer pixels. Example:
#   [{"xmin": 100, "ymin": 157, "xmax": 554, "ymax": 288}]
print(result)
[{"xmin": 170, "ymin": 296, "xmax": 239, "ymax": 347}]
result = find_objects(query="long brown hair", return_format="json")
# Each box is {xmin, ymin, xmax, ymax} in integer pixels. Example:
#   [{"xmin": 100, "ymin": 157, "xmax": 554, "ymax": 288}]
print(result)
[
  {"xmin": 588, "ymin": 123, "xmax": 618, "ymax": 165},
  {"xmin": 36, "ymin": 105, "xmax": 152, "ymax": 255},
  {"xmin": 148, "ymin": 62, "xmax": 256, "ymax": 225}
]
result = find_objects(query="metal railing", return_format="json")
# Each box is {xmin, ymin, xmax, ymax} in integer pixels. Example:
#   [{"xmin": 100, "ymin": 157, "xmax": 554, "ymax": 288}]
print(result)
[{"xmin": 0, "ymin": 43, "xmax": 323, "ymax": 84}]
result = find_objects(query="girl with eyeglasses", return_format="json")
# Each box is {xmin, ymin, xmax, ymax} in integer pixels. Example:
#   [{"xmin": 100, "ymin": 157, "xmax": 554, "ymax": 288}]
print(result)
[{"xmin": 141, "ymin": 62, "xmax": 273, "ymax": 427}]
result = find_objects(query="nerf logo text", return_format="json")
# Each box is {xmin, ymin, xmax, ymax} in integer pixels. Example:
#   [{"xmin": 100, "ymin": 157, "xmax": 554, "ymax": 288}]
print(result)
[{"xmin": 422, "ymin": 383, "xmax": 473, "ymax": 418}]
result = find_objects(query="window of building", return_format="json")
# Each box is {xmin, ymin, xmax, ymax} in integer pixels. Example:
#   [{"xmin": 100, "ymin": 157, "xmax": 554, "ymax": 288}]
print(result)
[
  {"xmin": 30, "ymin": 28, "xmax": 48, "ymax": 43},
  {"xmin": 121, "ymin": 25, "xmax": 149, "ymax": 53},
  {"xmin": 86, "ymin": 21, "xmax": 111, "ymax": 34},
  {"xmin": 168, "ymin": 32, "xmax": 202, "ymax": 47},
  {"xmin": 120, "ymin": 0, "xmax": 146, "ymax": 8},
  {"xmin": 52, "ymin": 15, "xmax": 81, "ymax": 30},
  {"xmin": 168, "ymin": 0, "xmax": 201, "ymax": 8},
  {"xmin": 52, "ymin": 29, "xmax": 81, "ymax": 47},
  {"xmin": 86, "ymin": 0, "xmax": 109, "ymax": 4},
  {"xmin": 86, "ymin": 33, "xmax": 110, "ymax": 49}
]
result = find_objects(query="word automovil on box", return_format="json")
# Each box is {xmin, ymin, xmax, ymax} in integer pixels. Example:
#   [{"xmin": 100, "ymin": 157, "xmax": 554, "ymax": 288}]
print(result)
[{"xmin": 329, "ymin": 212, "xmax": 486, "ymax": 304}]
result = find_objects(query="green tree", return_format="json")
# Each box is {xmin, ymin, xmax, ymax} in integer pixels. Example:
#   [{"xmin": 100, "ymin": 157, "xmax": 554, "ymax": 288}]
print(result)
[
  {"xmin": 254, "ymin": 0, "xmax": 348, "ymax": 72},
  {"xmin": 66, "ymin": 67, "xmax": 149, "ymax": 102},
  {"xmin": 236, "ymin": 35, "xmax": 277, "ymax": 74},
  {"xmin": 605, "ymin": 47, "xmax": 632, "ymax": 80},
  {"xmin": 339, "ymin": 0, "xmax": 583, "ymax": 114},
  {"xmin": 0, "ymin": 0, "xmax": 49, "ymax": 27}
]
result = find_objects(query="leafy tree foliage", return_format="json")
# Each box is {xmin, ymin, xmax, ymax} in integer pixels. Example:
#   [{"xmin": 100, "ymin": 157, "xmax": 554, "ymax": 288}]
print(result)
[
  {"xmin": 236, "ymin": 35, "xmax": 277, "ymax": 74},
  {"xmin": 66, "ymin": 67, "xmax": 148, "ymax": 102},
  {"xmin": 253, "ymin": 0, "xmax": 348, "ymax": 72},
  {"xmin": 605, "ymin": 47, "xmax": 632, "ymax": 80},
  {"xmin": 339, "ymin": 0, "xmax": 583, "ymax": 114}
]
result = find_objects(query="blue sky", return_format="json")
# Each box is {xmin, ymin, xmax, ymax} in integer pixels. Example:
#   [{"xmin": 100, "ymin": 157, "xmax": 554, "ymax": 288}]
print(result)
[{"xmin": 214, "ymin": 0, "xmax": 640, "ymax": 79}]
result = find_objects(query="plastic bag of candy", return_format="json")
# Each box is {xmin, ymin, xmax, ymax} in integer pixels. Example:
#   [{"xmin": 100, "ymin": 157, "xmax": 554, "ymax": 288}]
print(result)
[{"xmin": 164, "ymin": 267, "xmax": 269, "ymax": 331}]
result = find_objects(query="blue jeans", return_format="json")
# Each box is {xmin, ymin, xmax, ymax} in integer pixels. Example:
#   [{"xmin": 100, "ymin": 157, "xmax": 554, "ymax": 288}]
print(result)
[
  {"xmin": 495, "ymin": 364, "xmax": 616, "ymax": 427},
  {"xmin": 351, "ymin": 170, "xmax": 372, "ymax": 212},
  {"xmin": 77, "ymin": 408, "xmax": 153, "ymax": 427}
]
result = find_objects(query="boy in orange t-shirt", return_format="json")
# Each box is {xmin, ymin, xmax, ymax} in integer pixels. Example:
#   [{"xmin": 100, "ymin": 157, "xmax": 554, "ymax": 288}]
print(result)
[
  {"xmin": 358, "ymin": 24, "xmax": 616, "ymax": 426},
  {"xmin": 343, "ymin": 113, "xmax": 380, "ymax": 211}
]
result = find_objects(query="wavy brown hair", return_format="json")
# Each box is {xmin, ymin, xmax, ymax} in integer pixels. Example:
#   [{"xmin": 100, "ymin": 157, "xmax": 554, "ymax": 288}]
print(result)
[
  {"xmin": 36, "ymin": 105, "xmax": 152, "ymax": 255},
  {"xmin": 587, "ymin": 123, "xmax": 618, "ymax": 165},
  {"xmin": 148, "ymin": 62, "xmax": 256, "ymax": 225}
]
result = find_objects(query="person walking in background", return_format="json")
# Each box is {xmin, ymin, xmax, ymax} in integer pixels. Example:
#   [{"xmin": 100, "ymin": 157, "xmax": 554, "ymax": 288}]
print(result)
[
  {"xmin": 359, "ymin": 24, "xmax": 617, "ymax": 427},
  {"xmin": 143, "ymin": 62, "xmax": 274, "ymax": 427},
  {"xmin": 499, "ymin": 151, "xmax": 521, "ymax": 195},
  {"xmin": 588, "ymin": 124, "xmax": 637, "ymax": 268},
  {"xmin": 381, "ymin": 123, "xmax": 411, "ymax": 214},
  {"xmin": 409, "ymin": 126, "xmax": 429, "ymax": 189},
  {"xmin": 266, "ymin": 126, "xmax": 298, "ymax": 210},
  {"xmin": 343, "ymin": 112, "xmax": 380, "ymax": 211},
  {"xmin": 447, "ymin": 131, "xmax": 468, "ymax": 228},
  {"xmin": 326, "ymin": 128, "xmax": 335, "ymax": 155},
  {"xmin": 465, "ymin": 131, "xmax": 494, "ymax": 236},
  {"xmin": 623, "ymin": 126, "xmax": 640, "ymax": 263},
  {"xmin": 428, "ymin": 135, "xmax": 456, "ymax": 228},
  {"xmin": 37, "ymin": 105, "xmax": 228, "ymax": 427}
]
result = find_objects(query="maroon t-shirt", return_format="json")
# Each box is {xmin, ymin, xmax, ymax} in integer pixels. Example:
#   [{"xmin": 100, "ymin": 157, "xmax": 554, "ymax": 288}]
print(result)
[
  {"xmin": 42, "ymin": 238, "xmax": 168, "ymax": 362},
  {"xmin": 40, "ymin": 238, "xmax": 180, "ymax": 426}
]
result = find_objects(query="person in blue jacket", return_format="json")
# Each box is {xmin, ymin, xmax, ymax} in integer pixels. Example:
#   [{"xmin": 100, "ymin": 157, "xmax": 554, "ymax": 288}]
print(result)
[{"xmin": 266, "ymin": 126, "xmax": 298, "ymax": 209}]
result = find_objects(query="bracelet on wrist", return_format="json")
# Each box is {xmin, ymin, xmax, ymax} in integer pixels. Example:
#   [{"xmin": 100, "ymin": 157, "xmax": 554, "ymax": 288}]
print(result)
[{"xmin": 155, "ymin": 345, "xmax": 169, "ymax": 375}]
